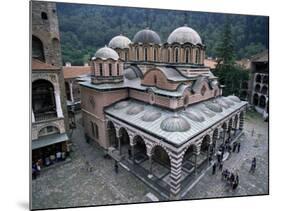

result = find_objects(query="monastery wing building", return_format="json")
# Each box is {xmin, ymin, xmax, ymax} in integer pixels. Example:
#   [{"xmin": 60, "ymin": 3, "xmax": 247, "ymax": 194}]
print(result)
[{"xmin": 80, "ymin": 26, "xmax": 247, "ymax": 199}]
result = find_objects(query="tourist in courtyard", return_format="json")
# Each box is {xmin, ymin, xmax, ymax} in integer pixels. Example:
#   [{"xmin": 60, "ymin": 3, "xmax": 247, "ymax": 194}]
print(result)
[
  {"xmin": 114, "ymin": 161, "xmax": 119, "ymax": 174},
  {"xmin": 219, "ymin": 160, "xmax": 224, "ymax": 171},
  {"xmin": 233, "ymin": 142, "xmax": 237, "ymax": 152},
  {"xmin": 212, "ymin": 162, "xmax": 217, "ymax": 175},
  {"xmin": 237, "ymin": 142, "xmax": 241, "ymax": 153},
  {"xmin": 250, "ymin": 157, "xmax": 256, "ymax": 173}
]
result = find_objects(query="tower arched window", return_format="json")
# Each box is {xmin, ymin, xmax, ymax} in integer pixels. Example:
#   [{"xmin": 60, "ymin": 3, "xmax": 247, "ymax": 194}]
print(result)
[
  {"xmin": 154, "ymin": 48, "xmax": 157, "ymax": 61},
  {"xmin": 175, "ymin": 48, "xmax": 179, "ymax": 63},
  {"xmin": 185, "ymin": 49, "xmax": 189, "ymax": 63},
  {"xmin": 41, "ymin": 12, "xmax": 48, "ymax": 20},
  {"xmin": 109, "ymin": 63, "xmax": 112, "ymax": 76},
  {"xmin": 32, "ymin": 36, "xmax": 45, "ymax": 61},
  {"xmin": 99, "ymin": 63, "xmax": 103, "ymax": 76},
  {"xmin": 144, "ymin": 48, "xmax": 148, "ymax": 61}
]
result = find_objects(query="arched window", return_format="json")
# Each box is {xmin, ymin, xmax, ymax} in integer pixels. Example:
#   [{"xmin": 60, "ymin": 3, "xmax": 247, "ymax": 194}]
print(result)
[
  {"xmin": 144, "ymin": 48, "xmax": 148, "ymax": 61},
  {"xmin": 32, "ymin": 36, "xmax": 45, "ymax": 61},
  {"xmin": 99, "ymin": 63, "xmax": 103, "ymax": 76},
  {"xmin": 175, "ymin": 48, "xmax": 179, "ymax": 63},
  {"xmin": 184, "ymin": 95, "xmax": 189, "ymax": 106},
  {"xmin": 154, "ymin": 48, "xmax": 157, "ymax": 61},
  {"xmin": 195, "ymin": 49, "xmax": 200, "ymax": 64},
  {"xmin": 167, "ymin": 49, "xmax": 170, "ymax": 62},
  {"xmin": 32, "ymin": 79, "xmax": 56, "ymax": 121},
  {"xmin": 185, "ymin": 49, "xmax": 189, "ymax": 63},
  {"xmin": 154, "ymin": 75, "xmax": 157, "ymax": 85},
  {"xmin": 253, "ymin": 93, "xmax": 259, "ymax": 106},
  {"xmin": 109, "ymin": 63, "xmax": 112, "ymax": 76},
  {"xmin": 91, "ymin": 122, "xmax": 99, "ymax": 139},
  {"xmin": 262, "ymin": 75, "xmax": 268, "ymax": 84},
  {"xmin": 117, "ymin": 64, "xmax": 120, "ymax": 75},
  {"xmin": 136, "ymin": 47, "xmax": 139, "ymax": 60},
  {"xmin": 255, "ymin": 84, "xmax": 261, "ymax": 92},
  {"xmin": 125, "ymin": 52, "xmax": 128, "ymax": 61},
  {"xmin": 256, "ymin": 74, "xmax": 262, "ymax": 83},
  {"xmin": 201, "ymin": 85, "xmax": 206, "ymax": 96},
  {"xmin": 41, "ymin": 12, "xmax": 48, "ymax": 20},
  {"xmin": 38, "ymin": 126, "xmax": 59, "ymax": 138}
]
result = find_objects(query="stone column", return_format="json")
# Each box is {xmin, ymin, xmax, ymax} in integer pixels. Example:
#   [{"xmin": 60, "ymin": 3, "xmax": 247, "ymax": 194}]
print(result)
[
  {"xmin": 117, "ymin": 136, "xmax": 121, "ymax": 156},
  {"xmin": 54, "ymin": 89, "xmax": 63, "ymax": 118},
  {"xmin": 194, "ymin": 153, "xmax": 198, "ymax": 175},
  {"xmin": 146, "ymin": 154, "xmax": 153, "ymax": 178},
  {"xmin": 69, "ymin": 81, "xmax": 74, "ymax": 103},
  {"xmin": 169, "ymin": 152, "xmax": 184, "ymax": 200},
  {"xmin": 32, "ymin": 110, "xmax": 35, "ymax": 123},
  {"xmin": 239, "ymin": 113, "xmax": 245, "ymax": 130}
]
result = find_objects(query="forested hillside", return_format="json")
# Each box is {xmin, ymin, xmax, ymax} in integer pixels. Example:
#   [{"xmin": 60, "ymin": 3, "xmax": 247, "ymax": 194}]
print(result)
[{"xmin": 57, "ymin": 3, "xmax": 269, "ymax": 65}]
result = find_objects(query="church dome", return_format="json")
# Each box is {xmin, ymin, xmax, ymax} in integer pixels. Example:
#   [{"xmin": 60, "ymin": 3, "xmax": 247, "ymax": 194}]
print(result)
[
  {"xmin": 160, "ymin": 114, "xmax": 190, "ymax": 132},
  {"xmin": 227, "ymin": 95, "xmax": 241, "ymax": 103},
  {"xmin": 167, "ymin": 25, "xmax": 202, "ymax": 45},
  {"xmin": 126, "ymin": 105, "xmax": 144, "ymax": 115},
  {"xmin": 114, "ymin": 101, "xmax": 131, "ymax": 109},
  {"xmin": 93, "ymin": 46, "xmax": 119, "ymax": 60},
  {"xmin": 183, "ymin": 110, "xmax": 205, "ymax": 122},
  {"xmin": 141, "ymin": 111, "xmax": 162, "ymax": 122},
  {"xmin": 132, "ymin": 28, "xmax": 161, "ymax": 44},
  {"xmin": 204, "ymin": 101, "xmax": 223, "ymax": 113},
  {"xmin": 108, "ymin": 35, "xmax": 131, "ymax": 49}
]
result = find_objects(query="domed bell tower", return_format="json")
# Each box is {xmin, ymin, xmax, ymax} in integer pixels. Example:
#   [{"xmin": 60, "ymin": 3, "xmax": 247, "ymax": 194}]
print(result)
[{"xmin": 91, "ymin": 46, "xmax": 124, "ymax": 84}]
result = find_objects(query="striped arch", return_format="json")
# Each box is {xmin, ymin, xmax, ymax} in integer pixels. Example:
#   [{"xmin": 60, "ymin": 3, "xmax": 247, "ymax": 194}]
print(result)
[{"xmin": 147, "ymin": 142, "xmax": 172, "ymax": 160}]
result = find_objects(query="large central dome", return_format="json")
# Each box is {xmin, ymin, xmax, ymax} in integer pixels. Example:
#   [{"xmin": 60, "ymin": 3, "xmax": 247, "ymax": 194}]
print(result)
[
  {"xmin": 133, "ymin": 28, "xmax": 161, "ymax": 44},
  {"xmin": 167, "ymin": 25, "xmax": 202, "ymax": 45}
]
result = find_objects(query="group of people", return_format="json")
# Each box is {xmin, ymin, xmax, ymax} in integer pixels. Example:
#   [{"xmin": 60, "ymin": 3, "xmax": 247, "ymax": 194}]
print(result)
[
  {"xmin": 221, "ymin": 169, "xmax": 239, "ymax": 190},
  {"xmin": 32, "ymin": 161, "xmax": 41, "ymax": 180}
]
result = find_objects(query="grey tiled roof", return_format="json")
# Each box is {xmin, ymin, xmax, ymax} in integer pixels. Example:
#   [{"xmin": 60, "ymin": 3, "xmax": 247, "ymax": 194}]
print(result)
[{"xmin": 105, "ymin": 96, "xmax": 247, "ymax": 147}]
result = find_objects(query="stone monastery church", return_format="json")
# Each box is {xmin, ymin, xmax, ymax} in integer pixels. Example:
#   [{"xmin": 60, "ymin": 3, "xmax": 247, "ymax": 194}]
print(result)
[{"xmin": 80, "ymin": 26, "xmax": 248, "ymax": 199}]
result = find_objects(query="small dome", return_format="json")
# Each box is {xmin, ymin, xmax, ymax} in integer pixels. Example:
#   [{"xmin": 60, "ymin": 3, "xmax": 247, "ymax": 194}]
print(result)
[
  {"xmin": 141, "ymin": 111, "xmax": 162, "ymax": 122},
  {"xmin": 124, "ymin": 68, "xmax": 138, "ymax": 80},
  {"xmin": 133, "ymin": 28, "xmax": 161, "ymax": 44},
  {"xmin": 167, "ymin": 25, "xmax": 202, "ymax": 45},
  {"xmin": 216, "ymin": 99, "xmax": 230, "ymax": 109},
  {"xmin": 160, "ymin": 114, "xmax": 190, "ymax": 132},
  {"xmin": 204, "ymin": 101, "xmax": 223, "ymax": 113},
  {"xmin": 114, "ymin": 101, "xmax": 130, "ymax": 109},
  {"xmin": 183, "ymin": 110, "xmax": 205, "ymax": 122},
  {"xmin": 126, "ymin": 105, "xmax": 144, "ymax": 115},
  {"xmin": 221, "ymin": 97, "xmax": 235, "ymax": 106},
  {"xmin": 227, "ymin": 95, "xmax": 241, "ymax": 103},
  {"xmin": 200, "ymin": 108, "xmax": 216, "ymax": 118},
  {"xmin": 93, "ymin": 46, "xmax": 119, "ymax": 60},
  {"xmin": 108, "ymin": 35, "xmax": 131, "ymax": 49}
]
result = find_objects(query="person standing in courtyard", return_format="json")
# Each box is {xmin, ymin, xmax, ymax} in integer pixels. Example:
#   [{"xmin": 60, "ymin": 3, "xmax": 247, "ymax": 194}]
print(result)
[
  {"xmin": 114, "ymin": 160, "xmax": 119, "ymax": 174},
  {"xmin": 233, "ymin": 142, "xmax": 237, "ymax": 152},
  {"xmin": 219, "ymin": 160, "xmax": 224, "ymax": 171},
  {"xmin": 250, "ymin": 157, "xmax": 256, "ymax": 173},
  {"xmin": 237, "ymin": 142, "xmax": 241, "ymax": 153},
  {"xmin": 212, "ymin": 162, "xmax": 217, "ymax": 175}
]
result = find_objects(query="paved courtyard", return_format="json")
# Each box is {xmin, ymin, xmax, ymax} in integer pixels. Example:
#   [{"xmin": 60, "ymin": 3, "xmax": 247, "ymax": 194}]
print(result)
[{"xmin": 32, "ymin": 110, "xmax": 269, "ymax": 209}]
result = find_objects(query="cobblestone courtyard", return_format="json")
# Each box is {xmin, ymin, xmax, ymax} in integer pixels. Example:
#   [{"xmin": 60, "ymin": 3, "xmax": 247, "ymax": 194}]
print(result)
[{"xmin": 32, "ymin": 111, "xmax": 268, "ymax": 209}]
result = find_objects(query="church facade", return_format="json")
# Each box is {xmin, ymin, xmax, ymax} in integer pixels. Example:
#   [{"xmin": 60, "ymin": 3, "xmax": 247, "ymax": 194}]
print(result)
[{"xmin": 80, "ymin": 26, "xmax": 247, "ymax": 199}]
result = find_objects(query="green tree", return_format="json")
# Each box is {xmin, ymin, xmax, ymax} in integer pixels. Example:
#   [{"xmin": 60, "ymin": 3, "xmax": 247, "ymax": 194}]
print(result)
[{"xmin": 214, "ymin": 18, "xmax": 249, "ymax": 97}]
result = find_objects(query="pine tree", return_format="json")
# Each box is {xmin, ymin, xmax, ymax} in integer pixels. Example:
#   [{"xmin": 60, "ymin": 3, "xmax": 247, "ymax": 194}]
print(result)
[{"xmin": 216, "ymin": 17, "xmax": 235, "ymax": 66}]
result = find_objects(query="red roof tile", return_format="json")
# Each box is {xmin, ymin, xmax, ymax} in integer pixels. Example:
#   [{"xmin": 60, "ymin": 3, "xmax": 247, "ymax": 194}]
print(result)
[
  {"xmin": 63, "ymin": 66, "xmax": 91, "ymax": 79},
  {"xmin": 32, "ymin": 59, "xmax": 60, "ymax": 70}
]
